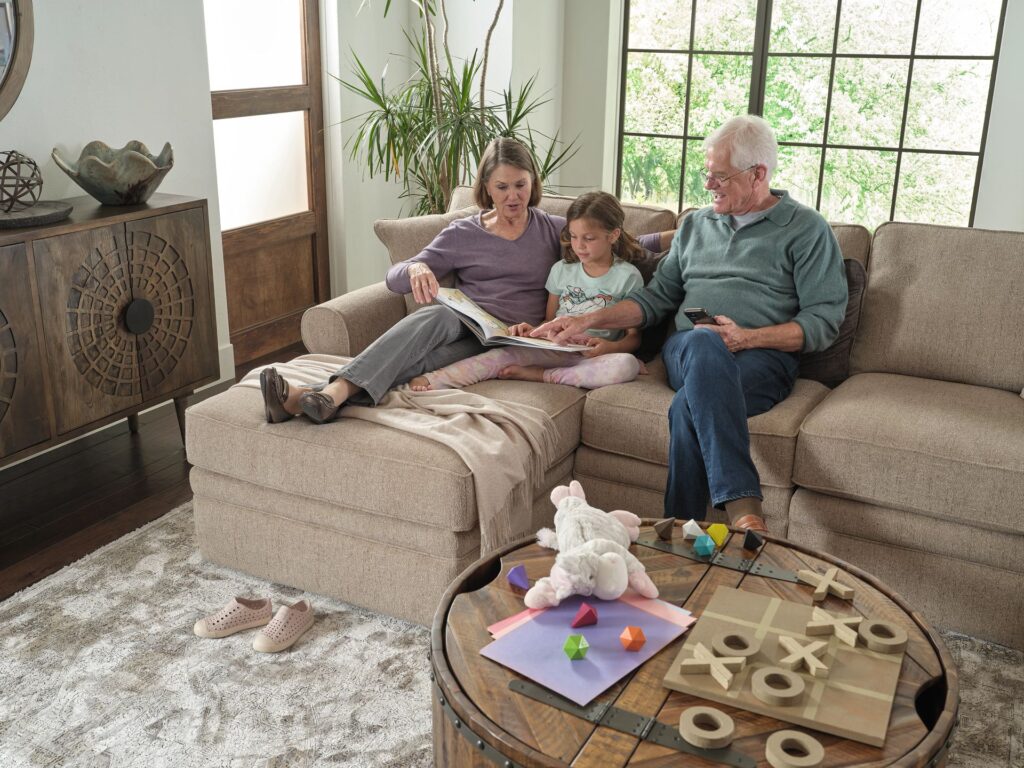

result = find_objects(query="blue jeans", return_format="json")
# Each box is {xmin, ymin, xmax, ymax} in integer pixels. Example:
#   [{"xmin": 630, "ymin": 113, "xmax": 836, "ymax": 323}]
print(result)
[{"xmin": 662, "ymin": 328, "xmax": 799, "ymax": 520}]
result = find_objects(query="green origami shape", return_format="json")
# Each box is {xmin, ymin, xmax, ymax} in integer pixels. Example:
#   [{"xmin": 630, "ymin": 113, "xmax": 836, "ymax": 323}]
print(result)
[{"xmin": 563, "ymin": 633, "xmax": 590, "ymax": 660}]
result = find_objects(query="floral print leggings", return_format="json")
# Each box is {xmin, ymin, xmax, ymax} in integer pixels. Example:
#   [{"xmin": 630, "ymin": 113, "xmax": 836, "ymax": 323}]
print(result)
[{"xmin": 422, "ymin": 347, "xmax": 641, "ymax": 390}]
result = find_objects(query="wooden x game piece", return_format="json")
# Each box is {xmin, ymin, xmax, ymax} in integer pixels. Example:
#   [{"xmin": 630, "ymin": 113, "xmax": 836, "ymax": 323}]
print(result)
[
  {"xmin": 805, "ymin": 607, "xmax": 862, "ymax": 647},
  {"xmin": 678, "ymin": 642, "xmax": 746, "ymax": 690},
  {"xmin": 797, "ymin": 566, "xmax": 855, "ymax": 602},
  {"xmin": 777, "ymin": 635, "xmax": 830, "ymax": 678}
]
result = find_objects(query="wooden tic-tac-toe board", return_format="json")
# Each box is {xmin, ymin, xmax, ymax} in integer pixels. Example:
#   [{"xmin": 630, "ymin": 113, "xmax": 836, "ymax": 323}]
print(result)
[{"xmin": 662, "ymin": 585, "xmax": 904, "ymax": 747}]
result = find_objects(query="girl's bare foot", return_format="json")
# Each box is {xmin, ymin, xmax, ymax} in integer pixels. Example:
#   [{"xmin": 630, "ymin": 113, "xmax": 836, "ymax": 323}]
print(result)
[
  {"xmin": 409, "ymin": 376, "xmax": 433, "ymax": 391},
  {"xmin": 498, "ymin": 364, "xmax": 546, "ymax": 382}
]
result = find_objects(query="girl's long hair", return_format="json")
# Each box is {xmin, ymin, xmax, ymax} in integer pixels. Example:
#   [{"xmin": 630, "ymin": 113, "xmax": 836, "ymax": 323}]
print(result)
[{"xmin": 559, "ymin": 191, "xmax": 645, "ymax": 265}]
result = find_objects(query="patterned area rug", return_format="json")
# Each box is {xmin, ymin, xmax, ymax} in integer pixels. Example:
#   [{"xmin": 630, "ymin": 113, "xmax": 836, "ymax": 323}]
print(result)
[{"xmin": 0, "ymin": 503, "xmax": 1020, "ymax": 767}]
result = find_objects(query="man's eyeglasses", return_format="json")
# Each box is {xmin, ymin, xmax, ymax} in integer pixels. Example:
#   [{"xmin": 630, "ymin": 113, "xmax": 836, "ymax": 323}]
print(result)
[{"xmin": 699, "ymin": 165, "xmax": 757, "ymax": 186}]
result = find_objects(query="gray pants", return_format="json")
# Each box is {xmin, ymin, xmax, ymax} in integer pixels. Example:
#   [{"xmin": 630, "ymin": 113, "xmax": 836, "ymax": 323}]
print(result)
[{"xmin": 329, "ymin": 305, "xmax": 487, "ymax": 405}]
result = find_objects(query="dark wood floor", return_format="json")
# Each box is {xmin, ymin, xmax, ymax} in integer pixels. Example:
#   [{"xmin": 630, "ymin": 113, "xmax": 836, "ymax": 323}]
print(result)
[{"xmin": 0, "ymin": 342, "xmax": 305, "ymax": 602}]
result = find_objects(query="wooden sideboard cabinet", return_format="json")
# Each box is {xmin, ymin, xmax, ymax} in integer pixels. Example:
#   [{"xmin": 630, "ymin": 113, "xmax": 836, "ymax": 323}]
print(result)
[{"xmin": 0, "ymin": 194, "xmax": 219, "ymax": 468}]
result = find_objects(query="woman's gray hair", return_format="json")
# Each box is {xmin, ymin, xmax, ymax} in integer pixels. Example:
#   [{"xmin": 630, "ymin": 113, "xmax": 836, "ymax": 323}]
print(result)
[{"xmin": 705, "ymin": 115, "xmax": 778, "ymax": 182}]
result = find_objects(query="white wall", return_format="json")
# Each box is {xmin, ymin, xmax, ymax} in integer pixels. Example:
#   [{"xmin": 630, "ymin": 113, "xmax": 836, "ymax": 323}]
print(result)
[
  {"xmin": 321, "ymin": 0, "xmax": 409, "ymax": 295},
  {"xmin": 0, "ymin": 0, "xmax": 234, "ymax": 380},
  {"xmin": 974, "ymin": 0, "xmax": 1024, "ymax": 232}
]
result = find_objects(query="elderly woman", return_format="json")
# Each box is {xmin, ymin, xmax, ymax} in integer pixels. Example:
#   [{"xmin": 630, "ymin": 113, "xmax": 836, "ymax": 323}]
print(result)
[{"xmin": 260, "ymin": 137, "xmax": 565, "ymax": 424}]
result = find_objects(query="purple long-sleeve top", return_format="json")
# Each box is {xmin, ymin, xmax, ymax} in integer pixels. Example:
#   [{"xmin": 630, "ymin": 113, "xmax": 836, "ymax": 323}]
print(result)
[{"xmin": 385, "ymin": 209, "xmax": 566, "ymax": 325}]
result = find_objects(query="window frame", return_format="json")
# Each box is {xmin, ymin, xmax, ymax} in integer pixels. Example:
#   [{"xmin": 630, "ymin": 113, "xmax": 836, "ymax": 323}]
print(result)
[{"xmin": 615, "ymin": 0, "xmax": 1009, "ymax": 226}]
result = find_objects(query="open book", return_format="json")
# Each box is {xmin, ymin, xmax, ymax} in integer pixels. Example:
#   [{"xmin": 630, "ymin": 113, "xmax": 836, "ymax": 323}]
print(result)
[{"xmin": 434, "ymin": 288, "xmax": 591, "ymax": 353}]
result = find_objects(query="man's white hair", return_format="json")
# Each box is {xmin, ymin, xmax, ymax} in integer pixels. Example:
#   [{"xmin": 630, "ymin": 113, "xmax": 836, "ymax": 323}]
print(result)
[{"xmin": 705, "ymin": 114, "xmax": 778, "ymax": 183}]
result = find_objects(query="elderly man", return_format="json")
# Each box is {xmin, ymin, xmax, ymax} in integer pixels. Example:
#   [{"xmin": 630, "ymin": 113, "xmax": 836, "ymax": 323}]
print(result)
[{"xmin": 533, "ymin": 115, "xmax": 847, "ymax": 532}]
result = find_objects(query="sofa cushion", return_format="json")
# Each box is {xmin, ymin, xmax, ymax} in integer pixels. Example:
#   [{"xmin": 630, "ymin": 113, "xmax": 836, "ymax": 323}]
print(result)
[
  {"xmin": 186, "ymin": 380, "xmax": 585, "ymax": 534},
  {"xmin": 580, "ymin": 360, "xmax": 830, "ymax": 488},
  {"xmin": 829, "ymin": 223, "xmax": 871, "ymax": 269},
  {"xmin": 794, "ymin": 372, "xmax": 1024, "ymax": 532},
  {"xmin": 373, "ymin": 207, "xmax": 477, "ymax": 315},
  {"xmin": 850, "ymin": 222, "xmax": 1024, "ymax": 392},
  {"xmin": 799, "ymin": 259, "xmax": 866, "ymax": 388},
  {"xmin": 447, "ymin": 185, "xmax": 678, "ymax": 237}
]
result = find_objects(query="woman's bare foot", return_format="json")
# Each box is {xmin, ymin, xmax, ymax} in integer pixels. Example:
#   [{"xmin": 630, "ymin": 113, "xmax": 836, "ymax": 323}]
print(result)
[
  {"xmin": 498, "ymin": 364, "xmax": 546, "ymax": 382},
  {"xmin": 409, "ymin": 376, "xmax": 433, "ymax": 391}
]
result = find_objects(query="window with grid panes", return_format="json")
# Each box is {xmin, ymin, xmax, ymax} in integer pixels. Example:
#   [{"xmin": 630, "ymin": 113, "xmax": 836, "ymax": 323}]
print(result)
[{"xmin": 617, "ymin": 0, "xmax": 1006, "ymax": 228}]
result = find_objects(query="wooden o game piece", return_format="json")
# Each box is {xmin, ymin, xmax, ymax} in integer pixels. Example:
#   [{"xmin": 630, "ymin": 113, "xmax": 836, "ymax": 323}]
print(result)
[
  {"xmin": 653, "ymin": 518, "xmax": 675, "ymax": 540},
  {"xmin": 805, "ymin": 607, "xmax": 861, "ymax": 647},
  {"xmin": 742, "ymin": 528, "xmax": 764, "ymax": 552},
  {"xmin": 678, "ymin": 642, "xmax": 746, "ymax": 690},
  {"xmin": 710, "ymin": 628, "xmax": 761, "ymax": 659},
  {"xmin": 678, "ymin": 706, "xmax": 736, "ymax": 749},
  {"xmin": 706, "ymin": 523, "xmax": 729, "ymax": 547},
  {"xmin": 797, "ymin": 566, "xmax": 855, "ymax": 602},
  {"xmin": 693, "ymin": 534, "xmax": 717, "ymax": 558},
  {"xmin": 858, "ymin": 619, "xmax": 909, "ymax": 653},
  {"xmin": 752, "ymin": 666, "xmax": 806, "ymax": 706},
  {"xmin": 765, "ymin": 729, "xmax": 825, "ymax": 768},
  {"xmin": 777, "ymin": 635, "xmax": 830, "ymax": 678}
]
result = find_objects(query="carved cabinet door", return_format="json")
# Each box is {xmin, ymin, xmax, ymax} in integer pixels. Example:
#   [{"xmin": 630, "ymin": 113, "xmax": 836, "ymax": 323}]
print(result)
[
  {"xmin": 0, "ymin": 244, "xmax": 52, "ymax": 458},
  {"xmin": 33, "ymin": 225, "xmax": 144, "ymax": 435},
  {"xmin": 126, "ymin": 207, "xmax": 217, "ymax": 402}
]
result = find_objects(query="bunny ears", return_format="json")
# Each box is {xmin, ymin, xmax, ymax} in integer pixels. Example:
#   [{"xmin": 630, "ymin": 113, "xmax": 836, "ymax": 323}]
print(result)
[{"xmin": 550, "ymin": 480, "xmax": 587, "ymax": 506}]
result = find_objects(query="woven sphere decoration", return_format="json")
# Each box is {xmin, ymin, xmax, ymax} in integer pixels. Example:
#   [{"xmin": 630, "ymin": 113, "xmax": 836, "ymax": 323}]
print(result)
[{"xmin": 0, "ymin": 150, "xmax": 44, "ymax": 213}]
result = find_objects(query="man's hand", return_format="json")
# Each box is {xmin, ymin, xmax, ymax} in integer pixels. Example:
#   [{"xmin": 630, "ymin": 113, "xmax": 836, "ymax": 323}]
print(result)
[
  {"xmin": 531, "ymin": 314, "xmax": 593, "ymax": 343},
  {"xmin": 507, "ymin": 322, "xmax": 534, "ymax": 337},
  {"xmin": 408, "ymin": 263, "xmax": 440, "ymax": 304},
  {"xmin": 699, "ymin": 314, "xmax": 751, "ymax": 353}
]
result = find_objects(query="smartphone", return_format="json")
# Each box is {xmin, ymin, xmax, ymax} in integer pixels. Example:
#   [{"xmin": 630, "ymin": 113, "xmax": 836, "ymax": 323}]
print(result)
[{"xmin": 683, "ymin": 307, "xmax": 718, "ymax": 325}]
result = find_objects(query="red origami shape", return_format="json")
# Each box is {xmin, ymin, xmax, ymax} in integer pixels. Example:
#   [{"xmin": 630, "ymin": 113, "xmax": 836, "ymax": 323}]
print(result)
[
  {"xmin": 619, "ymin": 625, "xmax": 646, "ymax": 651},
  {"xmin": 571, "ymin": 602, "xmax": 598, "ymax": 628}
]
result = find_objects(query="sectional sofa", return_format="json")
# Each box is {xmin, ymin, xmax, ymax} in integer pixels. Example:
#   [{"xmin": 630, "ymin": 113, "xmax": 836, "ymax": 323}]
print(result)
[{"xmin": 185, "ymin": 187, "xmax": 1024, "ymax": 649}]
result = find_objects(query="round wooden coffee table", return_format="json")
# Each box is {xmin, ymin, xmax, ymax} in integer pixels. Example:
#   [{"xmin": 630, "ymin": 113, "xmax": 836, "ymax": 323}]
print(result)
[{"xmin": 431, "ymin": 521, "xmax": 958, "ymax": 767}]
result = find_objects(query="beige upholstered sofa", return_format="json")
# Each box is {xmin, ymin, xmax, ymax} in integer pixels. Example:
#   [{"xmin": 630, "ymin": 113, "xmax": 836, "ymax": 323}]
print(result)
[{"xmin": 186, "ymin": 188, "xmax": 1024, "ymax": 649}]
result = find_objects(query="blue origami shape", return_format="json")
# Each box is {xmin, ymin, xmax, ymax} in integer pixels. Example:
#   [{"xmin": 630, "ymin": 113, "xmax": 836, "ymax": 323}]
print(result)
[
  {"xmin": 693, "ymin": 534, "xmax": 716, "ymax": 558},
  {"xmin": 507, "ymin": 564, "xmax": 529, "ymax": 590}
]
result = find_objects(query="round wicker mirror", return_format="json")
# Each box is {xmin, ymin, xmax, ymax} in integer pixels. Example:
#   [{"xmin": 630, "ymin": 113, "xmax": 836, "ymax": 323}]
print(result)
[{"xmin": 0, "ymin": 0, "xmax": 33, "ymax": 121}]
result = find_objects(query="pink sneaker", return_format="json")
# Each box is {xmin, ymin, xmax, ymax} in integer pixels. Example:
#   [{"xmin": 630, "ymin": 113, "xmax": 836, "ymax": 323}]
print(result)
[
  {"xmin": 193, "ymin": 596, "xmax": 272, "ymax": 638},
  {"xmin": 253, "ymin": 599, "xmax": 314, "ymax": 653}
]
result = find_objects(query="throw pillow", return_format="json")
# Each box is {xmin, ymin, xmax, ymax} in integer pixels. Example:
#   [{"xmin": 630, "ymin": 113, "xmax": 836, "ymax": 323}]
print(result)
[
  {"xmin": 798, "ymin": 259, "xmax": 867, "ymax": 388},
  {"xmin": 373, "ymin": 207, "xmax": 478, "ymax": 314}
]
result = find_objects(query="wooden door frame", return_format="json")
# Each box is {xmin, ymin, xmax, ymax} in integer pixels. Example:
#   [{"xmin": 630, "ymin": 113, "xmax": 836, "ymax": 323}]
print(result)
[{"xmin": 210, "ymin": 0, "xmax": 329, "ymax": 364}]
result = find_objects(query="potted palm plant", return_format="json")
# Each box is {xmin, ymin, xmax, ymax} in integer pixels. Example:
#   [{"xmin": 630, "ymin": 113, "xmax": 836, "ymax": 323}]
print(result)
[{"xmin": 339, "ymin": 0, "xmax": 577, "ymax": 215}]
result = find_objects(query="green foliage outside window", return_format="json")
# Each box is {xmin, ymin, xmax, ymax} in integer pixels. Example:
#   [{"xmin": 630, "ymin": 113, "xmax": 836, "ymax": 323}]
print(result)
[{"xmin": 619, "ymin": 0, "xmax": 1004, "ymax": 229}]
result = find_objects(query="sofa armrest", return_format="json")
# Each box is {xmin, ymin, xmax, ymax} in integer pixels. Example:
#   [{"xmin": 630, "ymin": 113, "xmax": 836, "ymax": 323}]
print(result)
[{"xmin": 300, "ymin": 281, "xmax": 406, "ymax": 357}]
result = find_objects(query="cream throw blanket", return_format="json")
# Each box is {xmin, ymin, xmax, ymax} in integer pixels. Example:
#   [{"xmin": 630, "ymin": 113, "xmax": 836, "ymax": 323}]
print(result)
[{"xmin": 238, "ymin": 354, "xmax": 560, "ymax": 554}]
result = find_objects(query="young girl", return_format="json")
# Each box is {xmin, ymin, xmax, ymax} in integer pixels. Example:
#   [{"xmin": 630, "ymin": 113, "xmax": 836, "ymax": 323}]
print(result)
[{"xmin": 410, "ymin": 191, "xmax": 665, "ymax": 391}]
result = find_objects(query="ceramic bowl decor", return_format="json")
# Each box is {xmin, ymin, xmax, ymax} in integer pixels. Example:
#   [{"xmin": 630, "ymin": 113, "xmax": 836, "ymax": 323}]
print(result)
[{"xmin": 52, "ymin": 140, "xmax": 174, "ymax": 206}]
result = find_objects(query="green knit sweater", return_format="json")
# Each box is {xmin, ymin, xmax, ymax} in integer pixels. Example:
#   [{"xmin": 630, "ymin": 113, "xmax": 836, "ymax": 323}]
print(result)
[{"xmin": 629, "ymin": 190, "xmax": 847, "ymax": 353}]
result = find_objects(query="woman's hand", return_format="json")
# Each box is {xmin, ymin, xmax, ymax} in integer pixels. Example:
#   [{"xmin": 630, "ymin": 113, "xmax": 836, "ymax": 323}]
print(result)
[
  {"xmin": 507, "ymin": 322, "xmax": 534, "ymax": 337},
  {"xmin": 407, "ymin": 263, "xmax": 440, "ymax": 304}
]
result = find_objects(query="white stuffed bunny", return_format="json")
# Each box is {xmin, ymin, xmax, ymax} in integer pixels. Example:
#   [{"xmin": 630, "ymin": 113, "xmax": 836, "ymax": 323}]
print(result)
[{"xmin": 524, "ymin": 481, "xmax": 659, "ymax": 609}]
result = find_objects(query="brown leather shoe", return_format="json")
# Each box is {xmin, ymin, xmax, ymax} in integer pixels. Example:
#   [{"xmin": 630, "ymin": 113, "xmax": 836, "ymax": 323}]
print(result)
[
  {"xmin": 259, "ymin": 367, "xmax": 294, "ymax": 424},
  {"xmin": 299, "ymin": 391, "xmax": 341, "ymax": 424},
  {"xmin": 732, "ymin": 513, "xmax": 769, "ymax": 534}
]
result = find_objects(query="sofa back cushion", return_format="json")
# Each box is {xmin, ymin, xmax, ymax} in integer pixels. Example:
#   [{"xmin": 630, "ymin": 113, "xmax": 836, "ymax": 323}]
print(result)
[
  {"xmin": 447, "ymin": 185, "xmax": 678, "ymax": 237},
  {"xmin": 373, "ymin": 207, "xmax": 478, "ymax": 314},
  {"xmin": 850, "ymin": 222, "xmax": 1024, "ymax": 392}
]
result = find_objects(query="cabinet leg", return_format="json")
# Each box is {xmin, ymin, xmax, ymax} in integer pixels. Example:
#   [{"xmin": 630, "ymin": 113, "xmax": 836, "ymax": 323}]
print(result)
[
  {"xmin": 174, "ymin": 396, "xmax": 189, "ymax": 444},
  {"xmin": 127, "ymin": 414, "xmax": 140, "ymax": 434}
]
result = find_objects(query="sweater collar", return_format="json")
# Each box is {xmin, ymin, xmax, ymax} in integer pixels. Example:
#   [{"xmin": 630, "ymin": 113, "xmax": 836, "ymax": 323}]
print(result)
[{"xmin": 706, "ymin": 188, "xmax": 797, "ymax": 227}]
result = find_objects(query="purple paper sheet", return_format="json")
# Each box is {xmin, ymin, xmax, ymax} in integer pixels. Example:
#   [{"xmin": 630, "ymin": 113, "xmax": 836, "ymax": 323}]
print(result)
[{"xmin": 480, "ymin": 595, "xmax": 692, "ymax": 706}]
